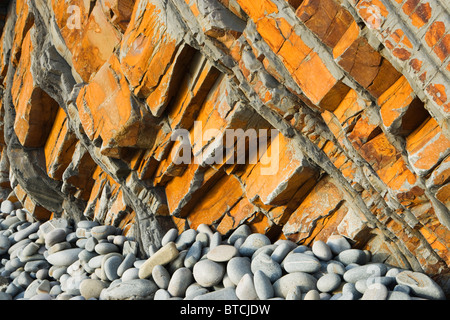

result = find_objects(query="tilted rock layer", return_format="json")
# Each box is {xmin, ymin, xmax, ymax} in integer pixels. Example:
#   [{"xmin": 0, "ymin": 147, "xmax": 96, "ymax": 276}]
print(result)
[{"xmin": 0, "ymin": 0, "xmax": 448, "ymax": 294}]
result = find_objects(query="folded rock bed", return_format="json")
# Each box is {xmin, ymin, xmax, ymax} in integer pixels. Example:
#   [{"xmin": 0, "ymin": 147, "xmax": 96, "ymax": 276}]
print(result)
[{"xmin": 0, "ymin": 200, "xmax": 446, "ymax": 300}]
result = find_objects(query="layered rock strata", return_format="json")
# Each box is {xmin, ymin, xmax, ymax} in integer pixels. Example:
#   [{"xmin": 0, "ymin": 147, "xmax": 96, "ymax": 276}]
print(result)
[{"xmin": 0, "ymin": 0, "xmax": 448, "ymax": 294}]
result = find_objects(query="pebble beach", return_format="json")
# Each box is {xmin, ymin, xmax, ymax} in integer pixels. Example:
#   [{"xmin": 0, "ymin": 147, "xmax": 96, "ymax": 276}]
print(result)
[{"xmin": 0, "ymin": 199, "xmax": 446, "ymax": 300}]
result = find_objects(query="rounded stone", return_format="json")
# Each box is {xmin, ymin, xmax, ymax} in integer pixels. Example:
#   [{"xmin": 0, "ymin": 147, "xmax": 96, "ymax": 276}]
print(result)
[
  {"xmin": 152, "ymin": 265, "xmax": 171, "ymax": 289},
  {"xmin": 254, "ymin": 270, "xmax": 274, "ymax": 300},
  {"xmin": 175, "ymin": 229, "xmax": 197, "ymax": 250},
  {"xmin": 167, "ymin": 267, "xmax": 193, "ymax": 297},
  {"xmin": 228, "ymin": 224, "xmax": 252, "ymax": 245},
  {"xmin": 312, "ymin": 240, "xmax": 333, "ymax": 261},
  {"xmin": 271, "ymin": 241, "xmax": 296, "ymax": 263},
  {"xmin": 286, "ymin": 286, "xmax": 302, "ymax": 300},
  {"xmin": 396, "ymin": 270, "xmax": 445, "ymax": 300},
  {"xmin": 236, "ymin": 273, "xmax": 258, "ymax": 300},
  {"xmin": 0, "ymin": 235, "xmax": 10, "ymax": 255},
  {"xmin": 84, "ymin": 237, "xmax": 98, "ymax": 252},
  {"xmin": 90, "ymin": 225, "xmax": 117, "ymax": 240},
  {"xmin": 161, "ymin": 228, "xmax": 178, "ymax": 247},
  {"xmin": 80, "ymin": 279, "xmax": 108, "ymax": 299},
  {"xmin": 104, "ymin": 255, "xmax": 123, "ymax": 281},
  {"xmin": 193, "ymin": 259, "xmax": 225, "ymax": 287},
  {"xmin": 388, "ymin": 291, "xmax": 411, "ymax": 300},
  {"xmin": 184, "ymin": 240, "xmax": 202, "ymax": 268},
  {"xmin": 251, "ymin": 253, "xmax": 282, "ymax": 282},
  {"xmin": 138, "ymin": 242, "xmax": 179, "ymax": 279},
  {"xmin": 273, "ymin": 272, "xmax": 317, "ymax": 298},
  {"xmin": 95, "ymin": 242, "xmax": 119, "ymax": 255},
  {"xmin": 121, "ymin": 268, "xmax": 139, "ymax": 282},
  {"xmin": 1, "ymin": 200, "xmax": 15, "ymax": 214},
  {"xmin": 337, "ymin": 249, "xmax": 367, "ymax": 265},
  {"xmin": 46, "ymin": 248, "xmax": 84, "ymax": 267},
  {"xmin": 361, "ymin": 283, "xmax": 389, "ymax": 300},
  {"xmin": 282, "ymin": 253, "xmax": 321, "ymax": 273},
  {"xmin": 99, "ymin": 279, "xmax": 158, "ymax": 300},
  {"xmin": 226, "ymin": 257, "xmax": 253, "ymax": 286},
  {"xmin": 117, "ymin": 253, "xmax": 136, "ymax": 277},
  {"xmin": 343, "ymin": 263, "xmax": 388, "ymax": 283},
  {"xmin": 303, "ymin": 289, "xmax": 320, "ymax": 300},
  {"xmin": 326, "ymin": 261, "xmax": 346, "ymax": 275},
  {"xmin": 207, "ymin": 245, "xmax": 238, "ymax": 262},
  {"xmin": 317, "ymin": 273, "xmax": 341, "ymax": 293},
  {"xmin": 45, "ymin": 228, "xmax": 67, "ymax": 247},
  {"xmin": 154, "ymin": 288, "xmax": 171, "ymax": 300},
  {"xmin": 238, "ymin": 233, "xmax": 271, "ymax": 257},
  {"xmin": 326, "ymin": 235, "xmax": 351, "ymax": 255}
]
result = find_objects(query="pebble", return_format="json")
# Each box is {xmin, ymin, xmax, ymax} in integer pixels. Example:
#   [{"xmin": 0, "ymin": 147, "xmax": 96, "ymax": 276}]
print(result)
[
  {"xmin": 168, "ymin": 267, "xmax": 193, "ymax": 297},
  {"xmin": 239, "ymin": 233, "xmax": 271, "ymax": 257},
  {"xmin": 337, "ymin": 249, "xmax": 367, "ymax": 265},
  {"xmin": 152, "ymin": 265, "xmax": 171, "ymax": 289},
  {"xmin": 226, "ymin": 257, "xmax": 252, "ymax": 286},
  {"xmin": 326, "ymin": 235, "xmax": 351, "ymax": 255},
  {"xmin": 251, "ymin": 253, "xmax": 282, "ymax": 282},
  {"xmin": 99, "ymin": 279, "xmax": 158, "ymax": 300},
  {"xmin": 396, "ymin": 270, "xmax": 445, "ymax": 300},
  {"xmin": 312, "ymin": 241, "xmax": 332, "ymax": 261},
  {"xmin": 273, "ymin": 272, "xmax": 317, "ymax": 298},
  {"xmin": 1, "ymin": 200, "xmax": 15, "ymax": 214},
  {"xmin": 90, "ymin": 225, "xmax": 117, "ymax": 240},
  {"xmin": 161, "ymin": 228, "xmax": 178, "ymax": 247},
  {"xmin": 104, "ymin": 255, "xmax": 123, "ymax": 281},
  {"xmin": 361, "ymin": 283, "xmax": 389, "ymax": 300},
  {"xmin": 0, "ymin": 235, "xmax": 10, "ymax": 255},
  {"xmin": 79, "ymin": 279, "xmax": 108, "ymax": 299},
  {"xmin": 138, "ymin": 242, "xmax": 179, "ymax": 279},
  {"xmin": 194, "ymin": 287, "xmax": 238, "ymax": 300},
  {"xmin": 236, "ymin": 273, "xmax": 258, "ymax": 300},
  {"xmin": 0, "ymin": 199, "xmax": 446, "ymax": 301},
  {"xmin": 282, "ymin": 253, "xmax": 321, "ymax": 273},
  {"xmin": 318, "ymin": 273, "xmax": 341, "ymax": 292},
  {"xmin": 193, "ymin": 259, "xmax": 225, "ymax": 287},
  {"xmin": 45, "ymin": 228, "xmax": 67, "ymax": 247},
  {"xmin": 46, "ymin": 248, "xmax": 83, "ymax": 267},
  {"xmin": 343, "ymin": 263, "xmax": 388, "ymax": 283},
  {"xmin": 254, "ymin": 270, "xmax": 274, "ymax": 300},
  {"xmin": 207, "ymin": 245, "xmax": 238, "ymax": 262}
]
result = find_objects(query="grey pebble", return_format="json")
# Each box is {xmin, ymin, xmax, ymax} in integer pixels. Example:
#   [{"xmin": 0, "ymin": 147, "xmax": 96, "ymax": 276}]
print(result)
[
  {"xmin": 282, "ymin": 253, "xmax": 321, "ymax": 274},
  {"xmin": 251, "ymin": 253, "xmax": 282, "ymax": 282},
  {"xmin": 361, "ymin": 283, "xmax": 389, "ymax": 300},
  {"xmin": 312, "ymin": 241, "xmax": 333, "ymax": 261},
  {"xmin": 207, "ymin": 245, "xmax": 238, "ymax": 262},
  {"xmin": 317, "ymin": 273, "xmax": 341, "ymax": 293},
  {"xmin": 337, "ymin": 249, "xmax": 367, "ymax": 265},
  {"xmin": 396, "ymin": 270, "xmax": 445, "ymax": 300},
  {"xmin": 193, "ymin": 259, "xmax": 225, "ymax": 287},
  {"xmin": 46, "ymin": 248, "xmax": 84, "ymax": 267},
  {"xmin": 239, "ymin": 233, "xmax": 271, "ymax": 257},
  {"xmin": 104, "ymin": 255, "xmax": 123, "ymax": 281},
  {"xmin": 168, "ymin": 267, "xmax": 193, "ymax": 297},
  {"xmin": 99, "ymin": 279, "xmax": 158, "ymax": 300},
  {"xmin": 253, "ymin": 270, "xmax": 274, "ymax": 300},
  {"xmin": 152, "ymin": 265, "xmax": 171, "ymax": 289},
  {"xmin": 227, "ymin": 257, "xmax": 253, "ymax": 286},
  {"xmin": 236, "ymin": 273, "xmax": 258, "ymax": 300},
  {"xmin": 161, "ymin": 228, "xmax": 178, "ymax": 247}
]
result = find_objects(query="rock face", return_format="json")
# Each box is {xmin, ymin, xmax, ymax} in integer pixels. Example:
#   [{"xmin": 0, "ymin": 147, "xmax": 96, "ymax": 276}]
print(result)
[{"xmin": 0, "ymin": 0, "xmax": 448, "ymax": 296}]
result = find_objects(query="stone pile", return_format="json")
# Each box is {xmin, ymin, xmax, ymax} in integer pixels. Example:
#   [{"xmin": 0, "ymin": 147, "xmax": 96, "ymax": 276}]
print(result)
[{"xmin": 0, "ymin": 200, "xmax": 446, "ymax": 300}]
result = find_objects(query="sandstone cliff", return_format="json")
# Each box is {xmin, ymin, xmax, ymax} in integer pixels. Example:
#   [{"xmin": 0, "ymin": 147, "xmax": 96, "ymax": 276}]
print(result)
[{"xmin": 0, "ymin": 0, "xmax": 448, "ymax": 294}]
